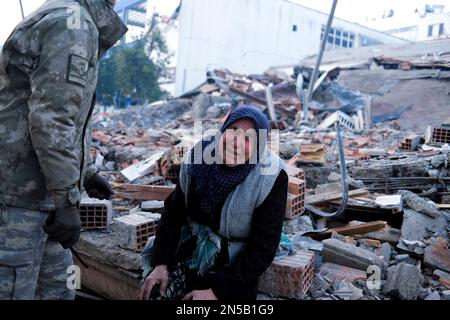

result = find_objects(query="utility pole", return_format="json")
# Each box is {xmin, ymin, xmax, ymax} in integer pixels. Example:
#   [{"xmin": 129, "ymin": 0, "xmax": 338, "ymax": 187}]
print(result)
[
  {"xmin": 19, "ymin": 0, "xmax": 25, "ymax": 19},
  {"xmin": 300, "ymin": 0, "xmax": 338, "ymax": 125}
]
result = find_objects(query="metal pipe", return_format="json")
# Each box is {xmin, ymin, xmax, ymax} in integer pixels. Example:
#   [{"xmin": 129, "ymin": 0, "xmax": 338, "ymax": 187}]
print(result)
[
  {"xmin": 302, "ymin": 0, "xmax": 338, "ymax": 124},
  {"xmin": 19, "ymin": 0, "xmax": 25, "ymax": 19},
  {"xmin": 305, "ymin": 123, "xmax": 349, "ymax": 218}
]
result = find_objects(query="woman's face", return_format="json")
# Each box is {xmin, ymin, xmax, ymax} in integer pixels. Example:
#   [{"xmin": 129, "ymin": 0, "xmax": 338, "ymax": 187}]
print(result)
[{"xmin": 219, "ymin": 119, "xmax": 257, "ymax": 167}]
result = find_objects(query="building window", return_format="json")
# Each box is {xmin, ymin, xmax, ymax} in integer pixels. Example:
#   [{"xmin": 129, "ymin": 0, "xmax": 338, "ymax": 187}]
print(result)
[
  {"xmin": 360, "ymin": 35, "xmax": 383, "ymax": 47},
  {"xmin": 439, "ymin": 23, "xmax": 445, "ymax": 36},
  {"xmin": 321, "ymin": 25, "xmax": 355, "ymax": 50},
  {"xmin": 428, "ymin": 25, "xmax": 434, "ymax": 37}
]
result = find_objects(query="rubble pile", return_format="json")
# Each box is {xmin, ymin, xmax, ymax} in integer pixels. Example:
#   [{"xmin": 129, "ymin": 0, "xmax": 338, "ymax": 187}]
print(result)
[{"xmin": 79, "ymin": 50, "xmax": 450, "ymax": 300}]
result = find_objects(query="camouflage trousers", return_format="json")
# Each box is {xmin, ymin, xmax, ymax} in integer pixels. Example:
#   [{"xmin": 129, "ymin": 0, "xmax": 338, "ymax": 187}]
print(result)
[{"xmin": 0, "ymin": 205, "xmax": 75, "ymax": 300}]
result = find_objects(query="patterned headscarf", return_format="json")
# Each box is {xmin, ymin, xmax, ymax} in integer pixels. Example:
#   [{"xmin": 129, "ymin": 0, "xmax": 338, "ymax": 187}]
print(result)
[{"xmin": 187, "ymin": 105, "xmax": 270, "ymax": 214}]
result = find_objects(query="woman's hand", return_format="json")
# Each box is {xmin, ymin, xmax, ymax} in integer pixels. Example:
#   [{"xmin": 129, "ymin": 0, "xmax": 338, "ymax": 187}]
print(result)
[
  {"xmin": 183, "ymin": 289, "xmax": 218, "ymax": 300},
  {"xmin": 139, "ymin": 265, "xmax": 169, "ymax": 300}
]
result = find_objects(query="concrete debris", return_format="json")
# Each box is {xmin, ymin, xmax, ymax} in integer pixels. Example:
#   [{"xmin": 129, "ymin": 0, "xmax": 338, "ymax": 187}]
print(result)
[
  {"xmin": 375, "ymin": 243, "xmax": 393, "ymax": 262},
  {"xmin": 398, "ymin": 209, "xmax": 447, "ymax": 254},
  {"xmin": 322, "ymin": 238, "xmax": 386, "ymax": 272},
  {"xmin": 319, "ymin": 263, "xmax": 367, "ymax": 283},
  {"xmin": 398, "ymin": 190, "xmax": 440, "ymax": 218},
  {"xmin": 77, "ymin": 50, "xmax": 450, "ymax": 300},
  {"xmin": 383, "ymin": 263, "xmax": 424, "ymax": 300},
  {"xmin": 375, "ymin": 195, "xmax": 403, "ymax": 211},
  {"xmin": 332, "ymin": 281, "xmax": 364, "ymax": 300}
]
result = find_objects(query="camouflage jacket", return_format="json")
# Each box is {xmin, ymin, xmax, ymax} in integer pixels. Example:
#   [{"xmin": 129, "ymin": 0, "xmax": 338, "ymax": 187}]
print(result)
[{"xmin": 0, "ymin": 0, "xmax": 127, "ymax": 211}]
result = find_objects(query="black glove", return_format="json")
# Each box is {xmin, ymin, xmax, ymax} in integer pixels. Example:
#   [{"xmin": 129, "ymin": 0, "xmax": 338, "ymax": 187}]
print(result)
[
  {"xmin": 84, "ymin": 173, "xmax": 114, "ymax": 200},
  {"xmin": 44, "ymin": 207, "xmax": 82, "ymax": 249}
]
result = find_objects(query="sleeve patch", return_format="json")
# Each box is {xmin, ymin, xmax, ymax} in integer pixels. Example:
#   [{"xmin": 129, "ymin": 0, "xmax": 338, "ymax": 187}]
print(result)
[{"xmin": 67, "ymin": 54, "xmax": 89, "ymax": 87}]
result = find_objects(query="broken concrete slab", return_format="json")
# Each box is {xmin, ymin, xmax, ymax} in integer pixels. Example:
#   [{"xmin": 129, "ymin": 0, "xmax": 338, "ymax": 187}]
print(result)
[
  {"xmin": 350, "ymin": 157, "xmax": 430, "ymax": 180},
  {"xmin": 140, "ymin": 200, "xmax": 165, "ymax": 213},
  {"xmin": 322, "ymin": 238, "xmax": 387, "ymax": 272},
  {"xmin": 398, "ymin": 190, "xmax": 440, "ymax": 218},
  {"xmin": 383, "ymin": 263, "xmax": 423, "ymax": 300},
  {"xmin": 398, "ymin": 209, "xmax": 447, "ymax": 254},
  {"xmin": 319, "ymin": 263, "xmax": 367, "ymax": 283},
  {"xmin": 332, "ymin": 281, "xmax": 364, "ymax": 300}
]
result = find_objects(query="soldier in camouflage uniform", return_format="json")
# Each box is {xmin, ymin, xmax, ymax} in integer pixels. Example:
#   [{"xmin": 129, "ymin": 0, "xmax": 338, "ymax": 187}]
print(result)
[{"xmin": 0, "ymin": 0, "xmax": 127, "ymax": 300}]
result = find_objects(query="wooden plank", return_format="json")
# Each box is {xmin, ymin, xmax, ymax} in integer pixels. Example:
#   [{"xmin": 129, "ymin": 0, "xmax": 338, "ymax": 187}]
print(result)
[
  {"xmin": 306, "ymin": 189, "xmax": 369, "ymax": 205},
  {"xmin": 306, "ymin": 221, "xmax": 388, "ymax": 241},
  {"xmin": 436, "ymin": 204, "xmax": 450, "ymax": 209},
  {"xmin": 74, "ymin": 252, "xmax": 140, "ymax": 300},
  {"xmin": 353, "ymin": 228, "xmax": 401, "ymax": 245},
  {"xmin": 114, "ymin": 184, "xmax": 175, "ymax": 201}
]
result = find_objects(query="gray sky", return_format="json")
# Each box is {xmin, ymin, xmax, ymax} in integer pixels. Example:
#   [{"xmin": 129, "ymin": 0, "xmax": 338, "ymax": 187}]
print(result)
[{"xmin": 1, "ymin": 0, "xmax": 449, "ymax": 44}]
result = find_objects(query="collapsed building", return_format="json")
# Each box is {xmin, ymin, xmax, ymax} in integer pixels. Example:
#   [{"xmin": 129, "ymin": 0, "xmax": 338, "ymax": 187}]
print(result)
[{"xmin": 74, "ymin": 39, "xmax": 450, "ymax": 300}]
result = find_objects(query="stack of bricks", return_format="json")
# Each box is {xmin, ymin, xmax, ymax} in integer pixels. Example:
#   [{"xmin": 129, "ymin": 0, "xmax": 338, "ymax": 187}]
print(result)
[
  {"xmin": 113, "ymin": 212, "xmax": 161, "ymax": 251},
  {"xmin": 431, "ymin": 126, "xmax": 450, "ymax": 145},
  {"xmin": 287, "ymin": 165, "xmax": 305, "ymax": 181},
  {"xmin": 258, "ymin": 250, "xmax": 315, "ymax": 299},
  {"xmin": 286, "ymin": 166, "xmax": 306, "ymax": 219},
  {"xmin": 400, "ymin": 135, "xmax": 421, "ymax": 151},
  {"xmin": 79, "ymin": 198, "xmax": 112, "ymax": 230}
]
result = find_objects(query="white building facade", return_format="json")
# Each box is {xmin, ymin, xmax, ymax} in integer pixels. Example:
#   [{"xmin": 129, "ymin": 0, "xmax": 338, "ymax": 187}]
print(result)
[
  {"xmin": 175, "ymin": 0, "xmax": 407, "ymax": 95},
  {"xmin": 366, "ymin": 4, "xmax": 450, "ymax": 42}
]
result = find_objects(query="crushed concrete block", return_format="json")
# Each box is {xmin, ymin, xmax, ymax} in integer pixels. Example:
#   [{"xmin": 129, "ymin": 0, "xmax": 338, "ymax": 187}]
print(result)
[
  {"xmin": 398, "ymin": 190, "xmax": 440, "ymax": 218},
  {"xmin": 431, "ymin": 154, "xmax": 448, "ymax": 168},
  {"xmin": 375, "ymin": 243, "xmax": 393, "ymax": 262},
  {"xmin": 309, "ymin": 273, "xmax": 331, "ymax": 293},
  {"xmin": 113, "ymin": 212, "xmax": 161, "ymax": 251},
  {"xmin": 383, "ymin": 263, "xmax": 423, "ymax": 300},
  {"xmin": 319, "ymin": 262, "xmax": 367, "ymax": 283},
  {"xmin": 258, "ymin": 250, "xmax": 314, "ymax": 299},
  {"xmin": 350, "ymin": 157, "xmax": 429, "ymax": 180},
  {"xmin": 327, "ymin": 172, "xmax": 365, "ymax": 189},
  {"xmin": 397, "ymin": 209, "xmax": 447, "ymax": 254},
  {"xmin": 280, "ymin": 142, "xmax": 300, "ymax": 160},
  {"xmin": 141, "ymin": 200, "xmax": 165, "ymax": 213},
  {"xmin": 332, "ymin": 281, "xmax": 364, "ymax": 300},
  {"xmin": 322, "ymin": 238, "xmax": 386, "ymax": 272}
]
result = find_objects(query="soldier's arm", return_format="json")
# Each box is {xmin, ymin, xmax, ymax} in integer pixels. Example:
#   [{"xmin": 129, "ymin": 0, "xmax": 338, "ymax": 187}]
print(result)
[{"xmin": 28, "ymin": 13, "xmax": 97, "ymax": 208}]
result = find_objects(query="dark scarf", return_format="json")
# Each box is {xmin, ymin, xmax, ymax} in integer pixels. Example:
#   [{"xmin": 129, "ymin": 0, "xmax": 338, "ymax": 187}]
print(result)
[{"xmin": 187, "ymin": 105, "xmax": 270, "ymax": 214}]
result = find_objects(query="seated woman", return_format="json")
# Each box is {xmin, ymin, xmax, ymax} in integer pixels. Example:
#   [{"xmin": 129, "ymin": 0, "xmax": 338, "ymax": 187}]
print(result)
[{"xmin": 140, "ymin": 105, "xmax": 288, "ymax": 300}]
